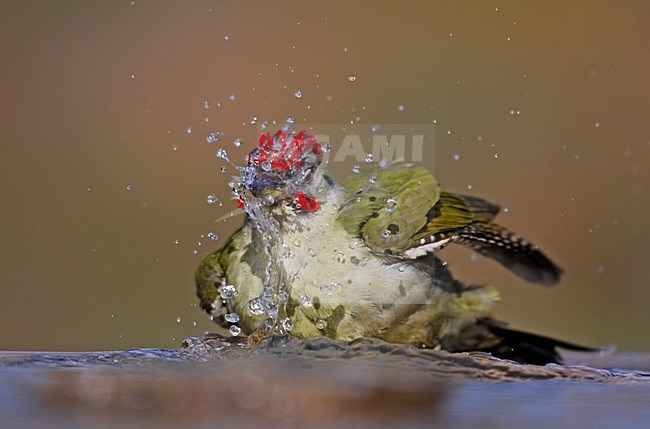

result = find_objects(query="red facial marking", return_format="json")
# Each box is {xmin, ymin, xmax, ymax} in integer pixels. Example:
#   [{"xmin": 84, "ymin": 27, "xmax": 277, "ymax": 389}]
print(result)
[
  {"xmin": 248, "ymin": 130, "xmax": 322, "ymax": 172},
  {"xmin": 292, "ymin": 192, "xmax": 320, "ymax": 213},
  {"xmin": 237, "ymin": 198, "xmax": 245, "ymax": 209}
]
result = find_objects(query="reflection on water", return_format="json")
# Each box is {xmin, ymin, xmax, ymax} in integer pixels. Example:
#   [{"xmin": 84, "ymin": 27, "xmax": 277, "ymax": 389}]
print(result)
[{"xmin": 1, "ymin": 335, "xmax": 649, "ymax": 428}]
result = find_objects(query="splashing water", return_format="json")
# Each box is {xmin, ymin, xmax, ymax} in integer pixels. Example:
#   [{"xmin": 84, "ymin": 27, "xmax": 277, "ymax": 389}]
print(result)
[
  {"xmin": 237, "ymin": 187, "xmax": 291, "ymax": 339},
  {"xmin": 228, "ymin": 129, "xmax": 323, "ymax": 341}
]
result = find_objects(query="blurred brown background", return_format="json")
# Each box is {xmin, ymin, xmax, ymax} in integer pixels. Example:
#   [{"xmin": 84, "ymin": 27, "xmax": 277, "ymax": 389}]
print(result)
[{"xmin": 0, "ymin": 1, "xmax": 648, "ymax": 351}]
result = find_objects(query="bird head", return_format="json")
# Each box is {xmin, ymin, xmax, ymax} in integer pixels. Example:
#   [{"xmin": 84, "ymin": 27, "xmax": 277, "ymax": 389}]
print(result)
[{"xmin": 238, "ymin": 130, "xmax": 331, "ymax": 217}]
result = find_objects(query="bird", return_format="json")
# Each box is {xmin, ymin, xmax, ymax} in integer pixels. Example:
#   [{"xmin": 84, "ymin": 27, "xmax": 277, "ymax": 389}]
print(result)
[{"xmin": 196, "ymin": 129, "xmax": 590, "ymax": 365}]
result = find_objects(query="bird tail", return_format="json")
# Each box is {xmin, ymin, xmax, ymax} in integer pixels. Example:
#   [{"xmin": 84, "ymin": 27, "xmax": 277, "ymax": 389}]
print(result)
[{"xmin": 477, "ymin": 319, "xmax": 594, "ymax": 365}]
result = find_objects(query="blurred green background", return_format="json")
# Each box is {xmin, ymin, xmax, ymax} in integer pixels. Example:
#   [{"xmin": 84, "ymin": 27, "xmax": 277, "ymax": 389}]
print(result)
[{"xmin": 0, "ymin": 1, "xmax": 647, "ymax": 351}]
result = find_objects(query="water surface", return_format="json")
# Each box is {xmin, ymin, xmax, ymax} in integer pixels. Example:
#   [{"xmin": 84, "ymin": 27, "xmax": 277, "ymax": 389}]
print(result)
[{"xmin": 1, "ymin": 335, "xmax": 649, "ymax": 428}]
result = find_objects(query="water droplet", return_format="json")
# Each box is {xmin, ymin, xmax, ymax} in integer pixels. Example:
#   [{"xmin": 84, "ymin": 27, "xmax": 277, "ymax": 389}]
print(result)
[
  {"xmin": 207, "ymin": 132, "xmax": 221, "ymax": 143},
  {"xmin": 172, "ymin": 144, "xmax": 180, "ymax": 152},
  {"xmin": 224, "ymin": 35, "xmax": 230, "ymax": 41},
  {"xmin": 203, "ymin": 101, "xmax": 210, "ymax": 109},
  {"xmin": 206, "ymin": 193, "xmax": 218, "ymax": 204},
  {"xmin": 365, "ymin": 153, "xmax": 374, "ymax": 163},
  {"xmin": 509, "ymin": 109, "xmax": 521, "ymax": 116},
  {"xmin": 594, "ymin": 122, "xmax": 600, "ymax": 128},
  {"xmin": 349, "ymin": 255, "xmax": 360, "ymax": 265},
  {"xmin": 207, "ymin": 232, "xmax": 219, "ymax": 241},
  {"xmin": 126, "ymin": 184, "xmax": 133, "ymax": 191},
  {"xmin": 336, "ymin": 252, "xmax": 345, "ymax": 263},
  {"xmin": 216, "ymin": 148, "xmax": 230, "ymax": 162},
  {"xmin": 224, "ymin": 313, "xmax": 240, "ymax": 323},
  {"xmin": 232, "ymin": 138, "xmax": 243, "ymax": 148},
  {"xmin": 220, "ymin": 284, "xmax": 238, "ymax": 300},
  {"xmin": 173, "ymin": 239, "xmax": 180, "ymax": 245},
  {"xmin": 315, "ymin": 318, "xmax": 328, "ymax": 330},
  {"xmin": 262, "ymin": 194, "xmax": 276, "ymax": 206},
  {"xmin": 352, "ymin": 165, "xmax": 361, "ymax": 174},
  {"xmin": 176, "ymin": 317, "xmax": 181, "ymax": 324},
  {"xmin": 286, "ymin": 117, "xmax": 295, "ymax": 124},
  {"xmin": 299, "ymin": 294, "xmax": 313, "ymax": 307},
  {"xmin": 220, "ymin": 166, "xmax": 227, "ymax": 173},
  {"xmin": 186, "ymin": 127, "xmax": 192, "ymax": 134},
  {"xmin": 294, "ymin": 90, "xmax": 302, "ymax": 98},
  {"xmin": 385, "ymin": 198, "xmax": 397, "ymax": 212},
  {"xmin": 382, "ymin": 230, "xmax": 391, "ymax": 238},
  {"xmin": 320, "ymin": 283, "xmax": 342, "ymax": 297},
  {"xmin": 307, "ymin": 248, "xmax": 316, "ymax": 257},
  {"xmin": 248, "ymin": 297, "xmax": 264, "ymax": 315},
  {"xmin": 494, "ymin": 153, "xmax": 499, "ymax": 159},
  {"xmin": 130, "ymin": 74, "xmax": 136, "ymax": 79},
  {"xmin": 229, "ymin": 325, "xmax": 241, "ymax": 336},
  {"xmin": 348, "ymin": 75, "xmax": 357, "ymax": 82},
  {"xmin": 397, "ymin": 266, "xmax": 405, "ymax": 273},
  {"xmin": 397, "ymin": 104, "xmax": 405, "ymax": 111},
  {"xmin": 371, "ymin": 124, "xmax": 380, "ymax": 132},
  {"xmin": 467, "ymin": 184, "xmax": 473, "ymax": 190},
  {"xmin": 229, "ymin": 94, "xmax": 236, "ymax": 101},
  {"xmin": 281, "ymin": 317, "xmax": 294, "ymax": 332},
  {"xmin": 368, "ymin": 174, "xmax": 377, "ymax": 184}
]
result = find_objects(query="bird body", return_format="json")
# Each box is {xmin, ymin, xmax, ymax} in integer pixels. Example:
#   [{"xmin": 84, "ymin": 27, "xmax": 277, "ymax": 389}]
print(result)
[{"xmin": 197, "ymin": 130, "xmax": 586, "ymax": 364}]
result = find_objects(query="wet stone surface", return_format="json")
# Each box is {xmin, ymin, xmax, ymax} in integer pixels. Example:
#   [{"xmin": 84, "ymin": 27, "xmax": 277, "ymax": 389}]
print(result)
[{"xmin": 1, "ymin": 335, "xmax": 649, "ymax": 428}]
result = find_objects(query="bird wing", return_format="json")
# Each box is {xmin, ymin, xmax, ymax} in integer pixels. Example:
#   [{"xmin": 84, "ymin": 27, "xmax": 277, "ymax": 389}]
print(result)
[
  {"xmin": 338, "ymin": 163, "xmax": 440, "ymax": 254},
  {"xmin": 413, "ymin": 192, "xmax": 563, "ymax": 285},
  {"xmin": 338, "ymin": 163, "xmax": 562, "ymax": 286}
]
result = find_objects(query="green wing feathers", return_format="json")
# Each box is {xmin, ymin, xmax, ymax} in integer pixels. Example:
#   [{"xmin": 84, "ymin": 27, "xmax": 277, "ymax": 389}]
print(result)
[
  {"xmin": 412, "ymin": 192, "xmax": 562, "ymax": 285},
  {"xmin": 414, "ymin": 192, "xmax": 562, "ymax": 285},
  {"xmin": 338, "ymin": 163, "xmax": 441, "ymax": 254},
  {"xmin": 427, "ymin": 192, "xmax": 500, "ymax": 230},
  {"xmin": 196, "ymin": 248, "xmax": 226, "ymax": 314},
  {"xmin": 340, "ymin": 166, "xmax": 562, "ymax": 285}
]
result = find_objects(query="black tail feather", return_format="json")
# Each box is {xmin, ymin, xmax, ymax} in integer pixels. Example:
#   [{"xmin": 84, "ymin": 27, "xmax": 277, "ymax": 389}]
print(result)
[{"xmin": 482, "ymin": 322, "xmax": 594, "ymax": 365}]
